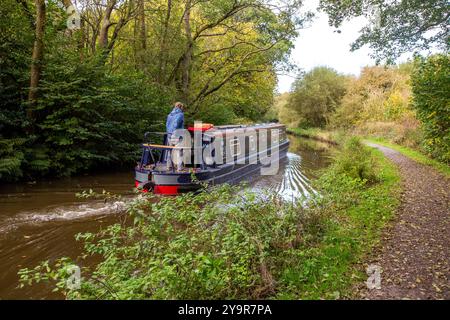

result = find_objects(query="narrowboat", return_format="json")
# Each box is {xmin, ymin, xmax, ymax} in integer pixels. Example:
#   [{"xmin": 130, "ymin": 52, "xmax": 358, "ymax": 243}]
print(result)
[{"xmin": 134, "ymin": 123, "xmax": 289, "ymax": 195}]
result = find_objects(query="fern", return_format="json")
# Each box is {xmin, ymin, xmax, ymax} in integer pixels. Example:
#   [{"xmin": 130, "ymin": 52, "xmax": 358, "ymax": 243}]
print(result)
[{"xmin": 0, "ymin": 155, "xmax": 23, "ymax": 180}]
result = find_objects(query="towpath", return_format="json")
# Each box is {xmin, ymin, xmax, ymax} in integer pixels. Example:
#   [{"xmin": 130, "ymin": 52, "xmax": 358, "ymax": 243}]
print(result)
[{"xmin": 360, "ymin": 143, "xmax": 449, "ymax": 299}]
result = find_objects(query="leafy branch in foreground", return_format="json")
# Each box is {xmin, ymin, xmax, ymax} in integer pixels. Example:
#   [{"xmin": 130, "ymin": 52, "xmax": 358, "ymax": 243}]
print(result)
[
  {"xmin": 319, "ymin": 0, "xmax": 450, "ymax": 63},
  {"xmin": 18, "ymin": 184, "xmax": 327, "ymax": 299}
]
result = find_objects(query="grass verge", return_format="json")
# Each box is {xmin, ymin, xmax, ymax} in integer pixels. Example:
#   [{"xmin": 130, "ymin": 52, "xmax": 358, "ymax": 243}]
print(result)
[{"xmin": 364, "ymin": 137, "xmax": 450, "ymax": 178}]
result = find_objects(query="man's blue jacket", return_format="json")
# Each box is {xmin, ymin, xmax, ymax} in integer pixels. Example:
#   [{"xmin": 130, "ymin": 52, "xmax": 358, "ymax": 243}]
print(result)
[{"xmin": 166, "ymin": 107, "xmax": 184, "ymax": 134}]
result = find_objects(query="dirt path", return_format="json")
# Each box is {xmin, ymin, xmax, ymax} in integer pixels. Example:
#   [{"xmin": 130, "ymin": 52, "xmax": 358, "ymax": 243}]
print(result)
[{"xmin": 361, "ymin": 143, "xmax": 449, "ymax": 300}]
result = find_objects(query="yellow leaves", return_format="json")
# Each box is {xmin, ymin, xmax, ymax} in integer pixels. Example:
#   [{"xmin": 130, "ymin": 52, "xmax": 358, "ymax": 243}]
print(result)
[
  {"xmin": 427, "ymin": 111, "xmax": 436, "ymax": 119},
  {"xmin": 332, "ymin": 65, "xmax": 414, "ymax": 127}
]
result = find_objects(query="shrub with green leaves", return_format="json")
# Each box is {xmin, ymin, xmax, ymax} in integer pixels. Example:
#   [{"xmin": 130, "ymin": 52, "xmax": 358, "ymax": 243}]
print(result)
[
  {"xmin": 0, "ymin": 47, "xmax": 174, "ymax": 180},
  {"xmin": 19, "ymin": 185, "xmax": 328, "ymax": 299},
  {"xmin": 411, "ymin": 54, "xmax": 450, "ymax": 164},
  {"xmin": 325, "ymin": 137, "xmax": 378, "ymax": 183}
]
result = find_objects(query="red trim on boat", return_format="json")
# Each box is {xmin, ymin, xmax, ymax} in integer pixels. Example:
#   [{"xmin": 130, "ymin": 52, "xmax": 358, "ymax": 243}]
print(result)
[
  {"xmin": 188, "ymin": 123, "xmax": 213, "ymax": 132},
  {"xmin": 154, "ymin": 185, "xmax": 178, "ymax": 195}
]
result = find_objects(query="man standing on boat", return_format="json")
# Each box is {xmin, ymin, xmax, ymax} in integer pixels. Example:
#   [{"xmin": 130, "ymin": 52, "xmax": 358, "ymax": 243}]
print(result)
[
  {"xmin": 165, "ymin": 102, "xmax": 186, "ymax": 170},
  {"xmin": 166, "ymin": 102, "xmax": 185, "ymax": 135}
]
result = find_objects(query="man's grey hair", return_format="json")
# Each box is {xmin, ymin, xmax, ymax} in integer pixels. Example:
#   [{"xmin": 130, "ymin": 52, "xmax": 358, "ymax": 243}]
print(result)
[{"xmin": 174, "ymin": 102, "xmax": 185, "ymax": 109}]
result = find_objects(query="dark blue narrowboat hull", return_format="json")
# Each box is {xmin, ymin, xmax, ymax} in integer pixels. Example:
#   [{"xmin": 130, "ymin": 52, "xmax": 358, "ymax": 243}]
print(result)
[{"xmin": 135, "ymin": 139, "xmax": 290, "ymax": 194}]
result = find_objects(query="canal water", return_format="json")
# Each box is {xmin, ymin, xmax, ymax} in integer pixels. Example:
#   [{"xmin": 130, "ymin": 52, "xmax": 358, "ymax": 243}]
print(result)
[{"xmin": 0, "ymin": 136, "xmax": 332, "ymax": 299}]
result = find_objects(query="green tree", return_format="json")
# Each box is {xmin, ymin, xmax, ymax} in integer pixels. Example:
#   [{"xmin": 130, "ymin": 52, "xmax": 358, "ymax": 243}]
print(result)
[
  {"xmin": 0, "ymin": 0, "xmax": 34, "ymax": 180},
  {"xmin": 411, "ymin": 54, "xmax": 450, "ymax": 163},
  {"xmin": 319, "ymin": 0, "xmax": 450, "ymax": 63},
  {"xmin": 287, "ymin": 67, "xmax": 348, "ymax": 127}
]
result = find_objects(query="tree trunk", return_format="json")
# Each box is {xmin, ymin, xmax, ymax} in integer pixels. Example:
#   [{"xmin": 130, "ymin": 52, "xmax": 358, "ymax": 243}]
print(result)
[
  {"xmin": 78, "ymin": 18, "xmax": 85, "ymax": 61},
  {"xmin": 98, "ymin": 0, "xmax": 116, "ymax": 51},
  {"xmin": 61, "ymin": 0, "xmax": 73, "ymax": 8},
  {"xmin": 133, "ymin": 15, "xmax": 138, "ymax": 68},
  {"xmin": 157, "ymin": 0, "xmax": 172, "ymax": 83},
  {"xmin": 27, "ymin": 0, "xmax": 46, "ymax": 122},
  {"xmin": 181, "ymin": 0, "xmax": 193, "ymax": 103},
  {"xmin": 135, "ymin": 0, "xmax": 147, "ymax": 69},
  {"xmin": 139, "ymin": 0, "xmax": 147, "ymax": 51}
]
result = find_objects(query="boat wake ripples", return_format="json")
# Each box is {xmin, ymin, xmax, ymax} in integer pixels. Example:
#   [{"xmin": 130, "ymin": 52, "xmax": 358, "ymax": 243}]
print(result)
[
  {"xmin": 250, "ymin": 152, "xmax": 319, "ymax": 203},
  {"xmin": 0, "ymin": 199, "xmax": 129, "ymax": 234}
]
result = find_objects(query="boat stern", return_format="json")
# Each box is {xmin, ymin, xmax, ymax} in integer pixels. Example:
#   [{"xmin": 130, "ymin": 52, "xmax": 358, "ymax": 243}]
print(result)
[{"xmin": 135, "ymin": 168, "xmax": 153, "ymax": 192}]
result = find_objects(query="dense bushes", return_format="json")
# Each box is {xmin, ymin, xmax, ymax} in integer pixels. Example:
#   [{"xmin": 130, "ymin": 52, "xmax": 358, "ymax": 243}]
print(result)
[
  {"xmin": 0, "ymin": 0, "xmax": 33, "ymax": 180},
  {"xmin": 0, "ymin": 52, "xmax": 173, "ymax": 180},
  {"xmin": 281, "ymin": 65, "xmax": 421, "ymax": 150},
  {"xmin": 326, "ymin": 137, "xmax": 378, "ymax": 183},
  {"xmin": 30, "ymin": 54, "xmax": 173, "ymax": 177},
  {"xmin": 19, "ymin": 185, "xmax": 326, "ymax": 299},
  {"xmin": 411, "ymin": 54, "xmax": 450, "ymax": 164}
]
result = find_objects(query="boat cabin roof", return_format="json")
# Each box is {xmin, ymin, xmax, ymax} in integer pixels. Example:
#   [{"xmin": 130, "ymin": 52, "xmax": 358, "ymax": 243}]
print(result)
[{"xmin": 200, "ymin": 123, "xmax": 285, "ymax": 137}]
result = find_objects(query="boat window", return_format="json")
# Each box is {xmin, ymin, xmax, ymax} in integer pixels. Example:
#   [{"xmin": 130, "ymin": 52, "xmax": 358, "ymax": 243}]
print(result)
[
  {"xmin": 229, "ymin": 138, "xmax": 241, "ymax": 157},
  {"xmin": 249, "ymin": 135, "xmax": 257, "ymax": 151},
  {"xmin": 272, "ymin": 129, "xmax": 280, "ymax": 144}
]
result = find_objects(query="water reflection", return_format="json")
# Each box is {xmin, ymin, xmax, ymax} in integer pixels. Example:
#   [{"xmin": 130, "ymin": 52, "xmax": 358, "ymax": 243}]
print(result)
[
  {"xmin": 249, "ymin": 153, "xmax": 315, "ymax": 203},
  {"xmin": 248, "ymin": 135, "xmax": 332, "ymax": 203}
]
